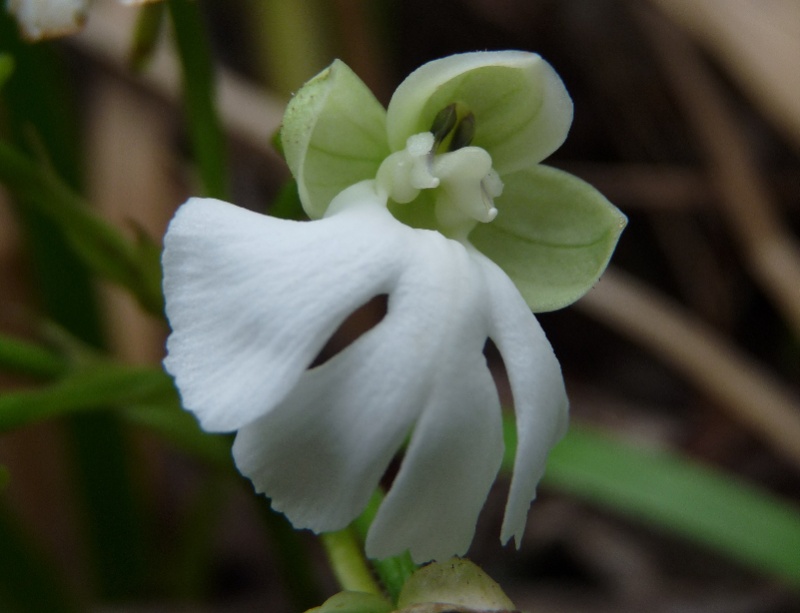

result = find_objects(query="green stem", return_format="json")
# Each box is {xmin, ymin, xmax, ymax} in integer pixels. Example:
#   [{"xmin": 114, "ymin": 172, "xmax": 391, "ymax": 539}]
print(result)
[
  {"xmin": 167, "ymin": 0, "xmax": 229, "ymax": 199},
  {"xmin": 129, "ymin": 2, "xmax": 166, "ymax": 72},
  {"xmin": 1, "ymin": 14, "xmax": 148, "ymax": 599},
  {"xmin": 0, "ymin": 333, "xmax": 67, "ymax": 379},
  {"xmin": 0, "ymin": 140, "xmax": 163, "ymax": 315},
  {"xmin": 352, "ymin": 491, "xmax": 417, "ymax": 603},
  {"xmin": 250, "ymin": 0, "xmax": 332, "ymax": 96},
  {"xmin": 320, "ymin": 529, "xmax": 384, "ymax": 595}
]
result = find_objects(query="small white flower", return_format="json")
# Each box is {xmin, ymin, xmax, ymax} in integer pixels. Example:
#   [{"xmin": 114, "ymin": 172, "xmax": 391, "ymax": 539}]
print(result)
[
  {"xmin": 163, "ymin": 51, "xmax": 625, "ymax": 563},
  {"xmin": 6, "ymin": 0, "xmax": 159, "ymax": 40}
]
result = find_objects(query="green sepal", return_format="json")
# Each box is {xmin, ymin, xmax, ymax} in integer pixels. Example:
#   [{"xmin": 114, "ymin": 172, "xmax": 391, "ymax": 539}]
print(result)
[
  {"xmin": 470, "ymin": 165, "xmax": 626, "ymax": 312},
  {"xmin": 0, "ymin": 54, "xmax": 13, "ymax": 89},
  {"xmin": 281, "ymin": 59, "xmax": 390, "ymax": 219},
  {"xmin": 305, "ymin": 591, "xmax": 393, "ymax": 613},
  {"xmin": 386, "ymin": 51, "xmax": 572, "ymax": 177}
]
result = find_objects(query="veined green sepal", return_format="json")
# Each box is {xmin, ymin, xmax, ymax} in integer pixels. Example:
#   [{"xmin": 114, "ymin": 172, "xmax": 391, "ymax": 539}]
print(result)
[
  {"xmin": 469, "ymin": 165, "xmax": 627, "ymax": 312},
  {"xmin": 386, "ymin": 51, "xmax": 573, "ymax": 177},
  {"xmin": 281, "ymin": 59, "xmax": 390, "ymax": 219}
]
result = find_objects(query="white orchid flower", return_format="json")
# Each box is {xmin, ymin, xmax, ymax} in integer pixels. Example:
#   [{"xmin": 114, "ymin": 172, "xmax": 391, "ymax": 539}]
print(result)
[
  {"xmin": 163, "ymin": 51, "xmax": 626, "ymax": 563},
  {"xmin": 6, "ymin": 0, "xmax": 159, "ymax": 40}
]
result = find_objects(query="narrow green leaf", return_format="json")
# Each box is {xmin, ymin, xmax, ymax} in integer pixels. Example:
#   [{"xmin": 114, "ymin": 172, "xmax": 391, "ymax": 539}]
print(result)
[
  {"xmin": 0, "ymin": 365, "xmax": 176, "ymax": 432},
  {"xmin": 504, "ymin": 421, "xmax": 800, "ymax": 585},
  {"xmin": 0, "ymin": 333, "xmax": 68, "ymax": 379},
  {"xmin": 129, "ymin": 1, "xmax": 166, "ymax": 72},
  {"xmin": 0, "ymin": 140, "xmax": 164, "ymax": 315},
  {"xmin": 167, "ymin": 0, "xmax": 229, "ymax": 199},
  {"xmin": 122, "ymin": 401, "xmax": 231, "ymax": 468},
  {"xmin": 470, "ymin": 165, "xmax": 626, "ymax": 312},
  {"xmin": 0, "ymin": 16, "xmax": 148, "ymax": 599}
]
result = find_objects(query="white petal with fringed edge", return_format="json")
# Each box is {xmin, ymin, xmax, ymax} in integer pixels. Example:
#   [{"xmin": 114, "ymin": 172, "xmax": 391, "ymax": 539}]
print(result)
[{"xmin": 163, "ymin": 181, "xmax": 567, "ymax": 563}]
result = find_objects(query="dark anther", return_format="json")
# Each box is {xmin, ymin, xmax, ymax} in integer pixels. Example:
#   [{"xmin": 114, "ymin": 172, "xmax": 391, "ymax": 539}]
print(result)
[
  {"xmin": 448, "ymin": 112, "xmax": 475, "ymax": 151},
  {"xmin": 431, "ymin": 103, "xmax": 458, "ymax": 146}
]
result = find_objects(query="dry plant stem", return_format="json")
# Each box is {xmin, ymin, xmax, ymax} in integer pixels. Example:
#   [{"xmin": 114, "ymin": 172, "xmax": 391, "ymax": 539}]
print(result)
[
  {"xmin": 638, "ymin": 4, "xmax": 800, "ymax": 336},
  {"xmin": 578, "ymin": 267, "xmax": 800, "ymax": 470},
  {"xmin": 648, "ymin": 0, "xmax": 800, "ymax": 149}
]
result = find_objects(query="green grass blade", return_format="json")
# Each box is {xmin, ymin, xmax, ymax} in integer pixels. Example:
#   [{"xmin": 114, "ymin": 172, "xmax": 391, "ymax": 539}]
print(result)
[
  {"xmin": 0, "ymin": 14, "xmax": 150, "ymax": 600},
  {"xmin": 0, "ymin": 365, "xmax": 176, "ymax": 432},
  {"xmin": 503, "ymin": 421, "xmax": 800, "ymax": 585},
  {"xmin": 0, "ymin": 333, "xmax": 67, "ymax": 379},
  {"xmin": 0, "ymin": 141, "xmax": 163, "ymax": 315},
  {"xmin": 167, "ymin": 0, "xmax": 229, "ymax": 199}
]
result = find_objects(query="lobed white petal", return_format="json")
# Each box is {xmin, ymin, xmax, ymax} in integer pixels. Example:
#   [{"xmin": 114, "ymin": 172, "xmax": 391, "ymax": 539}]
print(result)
[
  {"xmin": 163, "ymin": 189, "xmax": 407, "ymax": 432},
  {"xmin": 473, "ymin": 252, "xmax": 569, "ymax": 547},
  {"xmin": 233, "ymin": 209, "xmax": 499, "ymax": 538},
  {"xmin": 164, "ymin": 181, "xmax": 568, "ymax": 562}
]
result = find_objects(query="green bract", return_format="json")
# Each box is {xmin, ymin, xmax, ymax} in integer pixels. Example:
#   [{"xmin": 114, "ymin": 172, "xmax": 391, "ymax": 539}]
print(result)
[
  {"xmin": 396, "ymin": 558, "xmax": 516, "ymax": 612},
  {"xmin": 305, "ymin": 591, "xmax": 393, "ymax": 613},
  {"xmin": 305, "ymin": 560, "xmax": 516, "ymax": 613},
  {"xmin": 281, "ymin": 51, "xmax": 625, "ymax": 312}
]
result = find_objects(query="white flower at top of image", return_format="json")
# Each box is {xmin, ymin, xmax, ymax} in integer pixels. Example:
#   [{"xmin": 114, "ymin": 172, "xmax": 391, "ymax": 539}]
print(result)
[
  {"xmin": 162, "ymin": 51, "xmax": 626, "ymax": 563},
  {"xmin": 6, "ymin": 0, "xmax": 159, "ymax": 41}
]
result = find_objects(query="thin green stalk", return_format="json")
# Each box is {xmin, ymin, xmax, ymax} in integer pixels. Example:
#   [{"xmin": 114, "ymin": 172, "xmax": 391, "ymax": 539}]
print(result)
[
  {"xmin": 129, "ymin": 2, "xmax": 166, "ymax": 72},
  {"xmin": 167, "ymin": 0, "xmax": 229, "ymax": 199},
  {"xmin": 250, "ymin": 0, "xmax": 333, "ymax": 96},
  {"xmin": 0, "ymin": 140, "xmax": 163, "ymax": 315},
  {"xmin": 320, "ymin": 529, "xmax": 384, "ymax": 596},
  {"xmin": 502, "ymin": 420, "xmax": 800, "ymax": 586},
  {"xmin": 0, "ymin": 365, "xmax": 177, "ymax": 432},
  {"xmin": 1, "ymin": 13, "xmax": 148, "ymax": 599},
  {"xmin": 0, "ymin": 333, "xmax": 68, "ymax": 379},
  {"xmin": 352, "ymin": 491, "xmax": 417, "ymax": 603}
]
